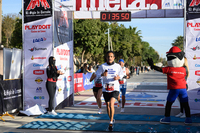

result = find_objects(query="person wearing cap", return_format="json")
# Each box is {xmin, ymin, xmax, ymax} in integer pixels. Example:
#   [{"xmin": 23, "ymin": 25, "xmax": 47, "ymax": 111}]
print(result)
[
  {"xmin": 117, "ymin": 59, "xmax": 130, "ymax": 113},
  {"xmin": 96, "ymin": 51, "xmax": 124, "ymax": 131},
  {"xmin": 147, "ymin": 46, "xmax": 192, "ymax": 125},
  {"xmin": 89, "ymin": 65, "xmax": 103, "ymax": 114}
]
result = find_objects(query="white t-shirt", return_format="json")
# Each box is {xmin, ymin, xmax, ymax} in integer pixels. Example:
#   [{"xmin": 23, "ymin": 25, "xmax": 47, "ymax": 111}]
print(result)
[
  {"xmin": 96, "ymin": 62, "xmax": 124, "ymax": 92},
  {"xmin": 121, "ymin": 67, "xmax": 127, "ymax": 85}
]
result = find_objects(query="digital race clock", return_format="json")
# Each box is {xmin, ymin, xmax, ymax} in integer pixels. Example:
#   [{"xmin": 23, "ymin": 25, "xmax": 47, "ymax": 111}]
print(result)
[{"xmin": 100, "ymin": 12, "xmax": 131, "ymax": 22}]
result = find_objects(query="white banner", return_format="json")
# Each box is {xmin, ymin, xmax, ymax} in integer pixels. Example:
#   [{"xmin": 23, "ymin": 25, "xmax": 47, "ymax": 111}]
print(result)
[
  {"xmin": 54, "ymin": 42, "xmax": 74, "ymax": 107},
  {"xmin": 23, "ymin": 17, "xmax": 53, "ymax": 109},
  {"xmin": 55, "ymin": 0, "xmax": 183, "ymax": 11},
  {"xmin": 186, "ymin": 18, "xmax": 200, "ymax": 114}
]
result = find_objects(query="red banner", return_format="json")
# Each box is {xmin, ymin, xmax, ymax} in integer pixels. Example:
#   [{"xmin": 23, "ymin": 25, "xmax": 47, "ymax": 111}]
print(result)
[{"xmin": 74, "ymin": 73, "xmax": 84, "ymax": 93}]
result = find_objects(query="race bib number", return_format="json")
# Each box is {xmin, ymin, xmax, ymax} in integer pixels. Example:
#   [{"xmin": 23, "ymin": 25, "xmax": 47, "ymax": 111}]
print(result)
[
  {"xmin": 105, "ymin": 83, "xmax": 114, "ymax": 91},
  {"xmin": 95, "ymin": 79, "xmax": 102, "ymax": 87},
  {"xmin": 119, "ymin": 79, "xmax": 124, "ymax": 84}
]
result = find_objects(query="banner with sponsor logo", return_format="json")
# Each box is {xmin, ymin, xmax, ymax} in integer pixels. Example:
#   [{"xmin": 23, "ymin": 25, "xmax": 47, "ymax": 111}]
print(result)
[
  {"xmin": 55, "ymin": 0, "xmax": 184, "ymax": 19},
  {"xmin": 23, "ymin": 0, "xmax": 53, "ymax": 109},
  {"xmin": 74, "ymin": 73, "xmax": 84, "ymax": 93},
  {"xmin": 0, "ymin": 79, "xmax": 22, "ymax": 114},
  {"xmin": 185, "ymin": 0, "xmax": 200, "ymax": 114},
  {"xmin": 54, "ymin": 42, "xmax": 74, "ymax": 107}
]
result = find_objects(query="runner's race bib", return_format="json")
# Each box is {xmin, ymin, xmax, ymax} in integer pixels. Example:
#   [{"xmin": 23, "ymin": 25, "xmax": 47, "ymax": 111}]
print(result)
[
  {"xmin": 105, "ymin": 83, "xmax": 114, "ymax": 91},
  {"xmin": 95, "ymin": 79, "xmax": 102, "ymax": 87},
  {"xmin": 119, "ymin": 79, "xmax": 124, "ymax": 84}
]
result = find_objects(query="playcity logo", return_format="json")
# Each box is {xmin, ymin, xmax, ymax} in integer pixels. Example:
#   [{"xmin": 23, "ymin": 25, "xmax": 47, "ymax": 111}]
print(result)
[
  {"xmin": 189, "ymin": 0, "xmax": 200, "ymax": 6},
  {"xmin": 193, "ymin": 55, "xmax": 200, "ymax": 60},
  {"xmin": 33, "ymin": 37, "xmax": 46, "ymax": 43},
  {"xmin": 25, "ymin": 24, "xmax": 51, "ymax": 30},
  {"xmin": 191, "ymin": 45, "xmax": 200, "ymax": 51},
  {"xmin": 33, "ymin": 70, "xmax": 45, "ymax": 75},
  {"xmin": 26, "ymin": 0, "xmax": 50, "ymax": 10},
  {"xmin": 187, "ymin": 22, "xmax": 200, "ymax": 31},
  {"xmin": 76, "ymin": 0, "xmax": 162, "ymax": 11}
]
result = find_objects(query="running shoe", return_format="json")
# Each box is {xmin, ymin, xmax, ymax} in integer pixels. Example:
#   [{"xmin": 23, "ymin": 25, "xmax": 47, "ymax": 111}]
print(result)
[
  {"xmin": 98, "ymin": 108, "xmax": 102, "ymax": 114},
  {"xmin": 180, "ymin": 113, "xmax": 186, "ymax": 118},
  {"xmin": 107, "ymin": 123, "xmax": 114, "ymax": 131},
  {"xmin": 184, "ymin": 117, "xmax": 192, "ymax": 125},
  {"xmin": 51, "ymin": 110, "xmax": 58, "ymax": 115},
  {"xmin": 121, "ymin": 108, "xmax": 125, "ymax": 113},
  {"xmin": 175, "ymin": 112, "xmax": 184, "ymax": 117},
  {"xmin": 160, "ymin": 117, "xmax": 171, "ymax": 124}
]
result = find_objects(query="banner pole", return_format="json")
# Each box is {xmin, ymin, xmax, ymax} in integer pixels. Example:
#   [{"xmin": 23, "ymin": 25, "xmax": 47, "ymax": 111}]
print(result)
[
  {"xmin": 183, "ymin": 0, "xmax": 187, "ymax": 52},
  {"xmin": 22, "ymin": 0, "xmax": 25, "ymax": 111}
]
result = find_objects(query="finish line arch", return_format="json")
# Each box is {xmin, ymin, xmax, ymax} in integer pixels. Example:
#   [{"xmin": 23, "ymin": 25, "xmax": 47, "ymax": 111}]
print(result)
[{"xmin": 22, "ymin": 0, "xmax": 200, "ymax": 114}]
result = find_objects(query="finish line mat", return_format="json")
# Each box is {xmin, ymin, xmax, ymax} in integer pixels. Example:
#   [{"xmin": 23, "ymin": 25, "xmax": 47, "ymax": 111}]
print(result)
[
  {"xmin": 75, "ymin": 92, "xmax": 180, "ymax": 108},
  {"xmin": 18, "ymin": 121, "xmax": 200, "ymax": 132},
  {"xmin": 36, "ymin": 113, "xmax": 200, "ymax": 123}
]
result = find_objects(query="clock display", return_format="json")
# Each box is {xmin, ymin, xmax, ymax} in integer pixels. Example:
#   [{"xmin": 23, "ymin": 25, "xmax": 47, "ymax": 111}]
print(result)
[{"xmin": 100, "ymin": 12, "xmax": 131, "ymax": 21}]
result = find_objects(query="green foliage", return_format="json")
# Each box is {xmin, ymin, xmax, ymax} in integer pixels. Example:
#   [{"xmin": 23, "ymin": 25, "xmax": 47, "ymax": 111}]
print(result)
[
  {"xmin": 172, "ymin": 36, "xmax": 184, "ymax": 51},
  {"xmin": 10, "ymin": 18, "xmax": 22, "ymax": 49}
]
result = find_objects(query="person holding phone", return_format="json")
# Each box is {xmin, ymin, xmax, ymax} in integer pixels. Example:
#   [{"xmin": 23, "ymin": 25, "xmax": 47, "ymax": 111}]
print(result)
[{"xmin": 46, "ymin": 56, "xmax": 64, "ymax": 115}]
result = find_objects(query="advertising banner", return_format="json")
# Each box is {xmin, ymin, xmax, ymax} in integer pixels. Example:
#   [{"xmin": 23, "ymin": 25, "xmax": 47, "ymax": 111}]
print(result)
[
  {"xmin": 74, "ymin": 73, "xmax": 84, "ymax": 93},
  {"xmin": 23, "ymin": 0, "xmax": 53, "ymax": 109},
  {"xmin": 83, "ymin": 72, "xmax": 94, "ymax": 90},
  {"xmin": 55, "ymin": 0, "xmax": 183, "ymax": 11},
  {"xmin": 185, "ymin": 0, "xmax": 200, "ymax": 114},
  {"xmin": 0, "ymin": 79, "xmax": 22, "ymax": 114},
  {"xmin": 54, "ymin": 42, "xmax": 74, "ymax": 107}
]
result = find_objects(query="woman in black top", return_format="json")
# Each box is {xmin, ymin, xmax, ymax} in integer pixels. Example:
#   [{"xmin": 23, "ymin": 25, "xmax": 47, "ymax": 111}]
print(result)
[{"xmin": 46, "ymin": 56, "xmax": 63, "ymax": 115}]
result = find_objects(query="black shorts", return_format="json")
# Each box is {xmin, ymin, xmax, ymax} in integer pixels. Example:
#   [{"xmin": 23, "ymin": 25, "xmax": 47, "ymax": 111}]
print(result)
[
  {"xmin": 103, "ymin": 91, "xmax": 119, "ymax": 103},
  {"xmin": 93, "ymin": 87, "xmax": 102, "ymax": 92}
]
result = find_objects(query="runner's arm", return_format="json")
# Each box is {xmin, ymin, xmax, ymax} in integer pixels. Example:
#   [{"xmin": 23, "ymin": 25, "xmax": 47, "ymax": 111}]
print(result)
[{"xmin": 126, "ymin": 68, "xmax": 130, "ymax": 79}]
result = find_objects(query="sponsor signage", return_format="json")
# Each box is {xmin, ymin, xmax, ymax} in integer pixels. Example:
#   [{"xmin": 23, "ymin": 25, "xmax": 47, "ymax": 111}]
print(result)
[
  {"xmin": 33, "ymin": 70, "xmax": 45, "ymax": 75},
  {"xmin": 187, "ymin": 22, "xmax": 200, "ymax": 31},
  {"xmin": 31, "ymin": 56, "xmax": 46, "ymax": 60},
  {"xmin": 24, "ymin": 0, "xmax": 52, "ymax": 18},
  {"xmin": 29, "ymin": 47, "xmax": 47, "ymax": 52},
  {"xmin": 33, "ymin": 37, "xmax": 47, "ymax": 43},
  {"xmin": 197, "ymin": 78, "xmax": 200, "ymax": 86},
  {"xmin": 193, "ymin": 55, "xmax": 200, "ymax": 60},
  {"xmin": 187, "ymin": 0, "xmax": 200, "ymax": 13},
  {"xmin": 196, "ymin": 64, "xmax": 200, "ymax": 67},
  {"xmin": 33, "ymin": 63, "xmax": 44, "ymax": 67},
  {"xmin": 191, "ymin": 45, "xmax": 200, "ymax": 51},
  {"xmin": 24, "ymin": 24, "xmax": 51, "ymax": 33},
  {"xmin": 35, "ymin": 77, "xmax": 43, "ymax": 84}
]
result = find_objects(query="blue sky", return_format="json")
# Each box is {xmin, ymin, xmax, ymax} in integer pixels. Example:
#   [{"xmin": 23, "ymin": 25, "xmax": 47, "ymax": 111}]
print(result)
[{"xmin": 2, "ymin": 0, "xmax": 184, "ymax": 58}]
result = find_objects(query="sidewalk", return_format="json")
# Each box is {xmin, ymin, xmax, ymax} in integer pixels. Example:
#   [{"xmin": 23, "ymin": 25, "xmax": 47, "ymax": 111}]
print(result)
[{"xmin": 0, "ymin": 82, "xmax": 198, "ymax": 133}]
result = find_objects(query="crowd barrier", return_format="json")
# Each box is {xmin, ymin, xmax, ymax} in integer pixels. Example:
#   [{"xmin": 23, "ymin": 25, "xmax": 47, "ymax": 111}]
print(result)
[{"xmin": 0, "ymin": 79, "xmax": 22, "ymax": 114}]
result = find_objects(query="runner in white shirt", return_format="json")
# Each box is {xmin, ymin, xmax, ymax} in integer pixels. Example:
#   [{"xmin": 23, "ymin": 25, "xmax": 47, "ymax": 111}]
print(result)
[
  {"xmin": 96, "ymin": 51, "xmax": 124, "ymax": 131},
  {"xmin": 118, "ymin": 59, "xmax": 130, "ymax": 113},
  {"xmin": 89, "ymin": 65, "xmax": 103, "ymax": 114}
]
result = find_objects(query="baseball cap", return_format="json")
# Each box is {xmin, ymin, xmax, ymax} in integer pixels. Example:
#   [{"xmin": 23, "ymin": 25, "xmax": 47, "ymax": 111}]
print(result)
[
  {"xmin": 166, "ymin": 46, "xmax": 182, "ymax": 53},
  {"xmin": 119, "ymin": 59, "xmax": 124, "ymax": 63}
]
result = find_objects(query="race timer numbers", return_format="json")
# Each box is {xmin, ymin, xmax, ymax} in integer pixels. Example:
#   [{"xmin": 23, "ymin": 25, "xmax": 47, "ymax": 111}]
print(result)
[{"xmin": 100, "ymin": 12, "xmax": 131, "ymax": 21}]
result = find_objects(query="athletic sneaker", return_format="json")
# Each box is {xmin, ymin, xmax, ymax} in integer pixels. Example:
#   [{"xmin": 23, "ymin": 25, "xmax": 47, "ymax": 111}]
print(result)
[
  {"xmin": 47, "ymin": 111, "xmax": 54, "ymax": 115},
  {"xmin": 108, "ymin": 123, "xmax": 114, "ymax": 131},
  {"xmin": 160, "ymin": 117, "xmax": 171, "ymax": 124},
  {"xmin": 112, "ymin": 119, "xmax": 115, "ymax": 123},
  {"xmin": 98, "ymin": 109, "xmax": 102, "ymax": 114},
  {"xmin": 184, "ymin": 117, "xmax": 192, "ymax": 125},
  {"xmin": 175, "ymin": 112, "xmax": 184, "ymax": 117},
  {"xmin": 180, "ymin": 113, "xmax": 186, "ymax": 118},
  {"xmin": 121, "ymin": 108, "xmax": 125, "ymax": 113},
  {"xmin": 51, "ymin": 110, "xmax": 57, "ymax": 115}
]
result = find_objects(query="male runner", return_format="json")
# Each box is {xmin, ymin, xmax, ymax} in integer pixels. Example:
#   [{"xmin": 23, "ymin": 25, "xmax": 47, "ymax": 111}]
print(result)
[
  {"xmin": 96, "ymin": 51, "xmax": 124, "ymax": 131},
  {"xmin": 118, "ymin": 59, "xmax": 130, "ymax": 112}
]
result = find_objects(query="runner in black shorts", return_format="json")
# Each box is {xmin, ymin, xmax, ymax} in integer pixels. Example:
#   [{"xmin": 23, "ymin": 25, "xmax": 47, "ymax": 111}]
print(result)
[
  {"xmin": 96, "ymin": 51, "xmax": 124, "ymax": 131},
  {"xmin": 90, "ymin": 66, "xmax": 103, "ymax": 114}
]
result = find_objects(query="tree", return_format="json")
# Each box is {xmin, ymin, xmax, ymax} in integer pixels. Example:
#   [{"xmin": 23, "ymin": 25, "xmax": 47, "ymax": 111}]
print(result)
[
  {"xmin": 74, "ymin": 19, "xmax": 109, "ymax": 69},
  {"xmin": 172, "ymin": 36, "xmax": 184, "ymax": 51},
  {"xmin": 2, "ymin": 14, "xmax": 17, "ymax": 47}
]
